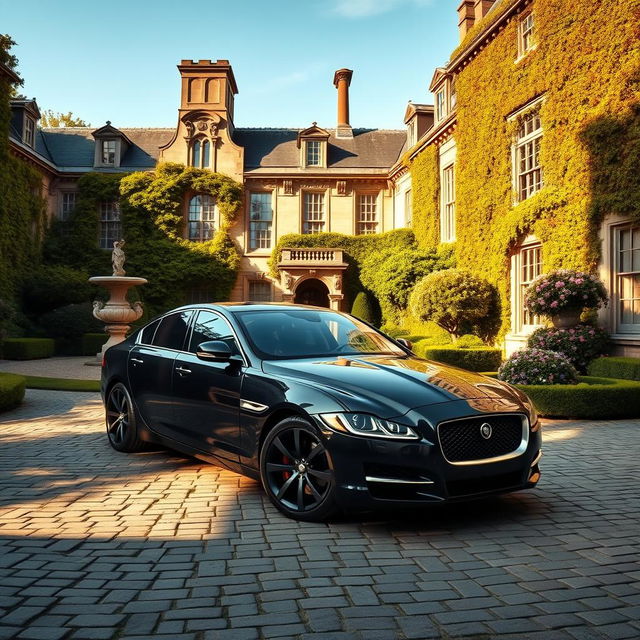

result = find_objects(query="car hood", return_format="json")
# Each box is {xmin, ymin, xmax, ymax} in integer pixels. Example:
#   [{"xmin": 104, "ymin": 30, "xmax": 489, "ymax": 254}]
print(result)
[{"xmin": 262, "ymin": 355, "xmax": 524, "ymax": 419}]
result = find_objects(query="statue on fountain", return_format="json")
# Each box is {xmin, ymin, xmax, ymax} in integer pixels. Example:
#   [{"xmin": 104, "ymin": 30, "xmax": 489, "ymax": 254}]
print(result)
[{"xmin": 112, "ymin": 239, "xmax": 126, "ymax": 277}]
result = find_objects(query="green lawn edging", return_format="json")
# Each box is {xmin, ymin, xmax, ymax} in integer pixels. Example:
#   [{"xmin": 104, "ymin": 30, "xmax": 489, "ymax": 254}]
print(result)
[
  {"xmin": 22, "ymin": 376, "xmax": 100, "ymax": 392},
  {"xmin": 0, "ymin": 373, "xmax": 27, "ymax": 411},
  {"xmin": 587, "ymin": 356, "xmax": 640, "ymax": 381},
  {"xmin": 2, "ymin": 338, "xmax": 55, "ymax": 360}
]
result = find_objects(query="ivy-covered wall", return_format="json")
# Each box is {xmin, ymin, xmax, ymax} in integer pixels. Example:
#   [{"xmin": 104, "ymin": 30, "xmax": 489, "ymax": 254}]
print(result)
[
  {"xmin": 410, "ymin": 0, "xmax": 640, "ymax": 336},
  {"xmin": 0, "ymin": 74, "xmax": 46, "ymax": 304},
  {"xmin": 43, "ymin": 163, "xmax": 243, "ymax": 319}
]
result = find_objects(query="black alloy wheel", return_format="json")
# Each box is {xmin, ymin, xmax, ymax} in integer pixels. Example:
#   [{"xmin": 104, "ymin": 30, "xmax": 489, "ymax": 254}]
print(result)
[
  {"xmin": 105, "ymin": 382, "xmax": 144, "ymax": 452},
  {"xmin": 260, "ymin": 417, "xmax": 337, "ymax": 521}
]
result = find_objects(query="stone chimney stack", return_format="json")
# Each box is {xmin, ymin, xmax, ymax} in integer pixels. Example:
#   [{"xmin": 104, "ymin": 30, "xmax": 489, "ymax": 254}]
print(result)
[
  {"xmin": 474, "ymin": 0, "xmax": 495, "ymax": 23},
  {"xmin": 333, "ymin": 68, "xmax": 353, "ymax": 139},
  {"xmin": 457, "ymin": 0, "xmax": 475, "ymax": 40}
]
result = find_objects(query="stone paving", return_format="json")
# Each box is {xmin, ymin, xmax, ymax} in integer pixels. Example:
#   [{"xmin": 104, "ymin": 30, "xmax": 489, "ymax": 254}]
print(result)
[
  {"xmin": 0, "ymin": 391, "xmax": 639, "ymax": 640},
  {"xmin": 0, "ymin": 357, "xmax": 102, "ymax": 381}
]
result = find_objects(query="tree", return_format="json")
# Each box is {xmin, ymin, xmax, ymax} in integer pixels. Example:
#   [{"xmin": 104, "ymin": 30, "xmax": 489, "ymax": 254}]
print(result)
[
  {"xmin": 1, "ymin": 34, "xmax": 26, "ymax": 99},
  {"xmin": 40, "ymin": 110, "xmax": 89, "ymax": 128}
]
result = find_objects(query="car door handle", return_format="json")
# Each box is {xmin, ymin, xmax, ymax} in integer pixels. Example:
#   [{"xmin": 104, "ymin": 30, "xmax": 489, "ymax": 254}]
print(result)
[
  {"xmin": 175, "ymin": 366, "xmax": 192, "ymax": 375},
  {"xmin": 131, "ymin": 357, "xmax": 144, "ymax": 364}
]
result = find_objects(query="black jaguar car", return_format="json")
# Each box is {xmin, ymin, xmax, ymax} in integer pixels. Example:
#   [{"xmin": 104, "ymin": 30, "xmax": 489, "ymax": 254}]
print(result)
[{"xmin": 101, "ymin": 303, "xmax": 541, "ymax": 521}]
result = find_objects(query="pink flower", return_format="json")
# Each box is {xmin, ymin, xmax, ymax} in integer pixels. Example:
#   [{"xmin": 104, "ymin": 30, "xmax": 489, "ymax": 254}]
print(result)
[
  {"xmin": 550, "ymin": 301, "xmax": 559, "ymax": 308},
  {"xmin": 555, "ymin": 281, "xmax": 565, "ymax": 288}
]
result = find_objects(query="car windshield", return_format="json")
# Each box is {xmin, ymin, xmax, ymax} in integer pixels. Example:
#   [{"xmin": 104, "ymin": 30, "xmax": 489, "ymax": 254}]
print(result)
[{"xmin": 234, "ymin": 308, "xmax": 406, "ymax": 360}]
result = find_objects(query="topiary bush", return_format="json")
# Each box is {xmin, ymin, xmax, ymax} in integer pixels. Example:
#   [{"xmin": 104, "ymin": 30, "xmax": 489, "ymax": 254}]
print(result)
[
  {"xmin": 587, "ymin": 356, "xmax": 640, "ymax": 381},
  {"xmin": 456, "ymin": 334, "xmax": 486, "ymax": 348},
  {"xmin": 2, "ymin": 338, "xmax": 55, "ymax": 360},
  {"xmin": 498, "ymin": 348, "xmax": 578, "ymax": 386},
  {"xmin": 22, "ymin": 265, "xmax": 94, "ymax": 316},
  {"xmin": 0, "ymin": 373, "xmax": 26, "ymax": 411},
  {"xmin": 350, "ymin": 291, "xmax": 380, "ymax": 326},
  {"xmin": 38, "ymin": 303, "xmax": 103, "ymax": 341},
  {"xmin": 513, "ymin": 376, "xmax": 640, "ymax": 419},
  {"xmin": 527, "ymin": 324, "xmax": 610, "ymax": 373},
  {"xmin": 415, "ymin": 345, "xmax": 502, "ymax": 372},
  {"xmin": 409, "ymin": 269, "xmax": 500, "ymax": 342}
]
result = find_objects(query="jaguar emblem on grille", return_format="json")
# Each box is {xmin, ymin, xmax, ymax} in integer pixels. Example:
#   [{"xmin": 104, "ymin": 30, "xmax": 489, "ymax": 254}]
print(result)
[{"xmin": 480, "ymin": 423, "xmax": 492, "ymax": 439}]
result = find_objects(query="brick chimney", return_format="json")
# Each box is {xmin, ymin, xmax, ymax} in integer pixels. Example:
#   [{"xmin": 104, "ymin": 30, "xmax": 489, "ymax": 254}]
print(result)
[
  {"xmin": 457, "ymin": 0, "xmax": 475, "ymax": 40},
  {"xmin": 474, "ymin": 0, "xmax": 495, "ymax": 23},
  {"xmin": 333, "ymin": 68, "xmax": 353, "ymax": 139}
]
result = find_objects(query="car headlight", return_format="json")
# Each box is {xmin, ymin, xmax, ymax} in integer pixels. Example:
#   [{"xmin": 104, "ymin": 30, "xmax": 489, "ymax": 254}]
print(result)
[{"xmin": 320, "ymin": 413, "xmax": 419, "ymax": 440}]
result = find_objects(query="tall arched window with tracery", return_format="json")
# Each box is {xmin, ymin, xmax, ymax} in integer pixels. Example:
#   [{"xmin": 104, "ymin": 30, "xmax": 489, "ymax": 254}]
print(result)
[
  {"xmin": 188, "ymin": 195, "xmax": 216, "ymax": 241},
  {"xmin": 190, "ymin": 138, "xmax": 210, "ymax": 168}
]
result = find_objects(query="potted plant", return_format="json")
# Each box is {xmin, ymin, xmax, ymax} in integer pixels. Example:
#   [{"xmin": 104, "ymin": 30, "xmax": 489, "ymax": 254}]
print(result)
[{"xmin": 524, "ymin": 269, "xmax": 607, "ymax": 328}]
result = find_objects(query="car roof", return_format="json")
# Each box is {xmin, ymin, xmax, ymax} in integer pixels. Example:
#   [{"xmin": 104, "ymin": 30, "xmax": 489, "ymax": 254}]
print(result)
[{"xmin": 172, "ymin": 302, "xmax": 345, "ymax": 315}]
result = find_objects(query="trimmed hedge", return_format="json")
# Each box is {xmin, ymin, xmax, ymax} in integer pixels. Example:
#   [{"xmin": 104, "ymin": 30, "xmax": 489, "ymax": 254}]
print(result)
[
  {"xmin": 587, "ymin": 357, "xmax": 640, "ymax": 381},
  {"xmin": 513, "ymin": 376, "xmax": 640, "ymax": 419},
  {"xmin": 0, "ymin": 372, "xmax": 26, "ymax": 411},
  {"xmin": 2, "ymin": 338, "xmax": 55, "ymax": 360},
  {"xmin": 414, "ymin": 345, "xmax": 503, "ymax": 372},
  {"xmin": 82, "ymin": 333, "xmax": 108, "ymax": 356}
]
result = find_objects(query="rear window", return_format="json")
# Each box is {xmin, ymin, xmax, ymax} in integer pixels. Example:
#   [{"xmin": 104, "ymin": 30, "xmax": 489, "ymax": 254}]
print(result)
[
  {"xmin": 139, "ymin": 319, "xmax": 160, "ymax": 345},
  {"xmin": 152, "ymin": 311, "xmax": 192, "ymax": 350}
]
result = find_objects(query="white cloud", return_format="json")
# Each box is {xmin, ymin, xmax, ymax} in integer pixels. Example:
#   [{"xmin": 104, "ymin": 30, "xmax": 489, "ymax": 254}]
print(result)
[{"xmin": 331, "ymin": 0, "xmax": 432, "ymax": 19}]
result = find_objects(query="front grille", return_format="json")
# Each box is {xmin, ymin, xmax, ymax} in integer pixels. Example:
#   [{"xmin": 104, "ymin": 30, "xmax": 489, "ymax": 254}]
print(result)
[{"xmin": 438, "ymin": 414, "xmax": 525, "ymax": 464}]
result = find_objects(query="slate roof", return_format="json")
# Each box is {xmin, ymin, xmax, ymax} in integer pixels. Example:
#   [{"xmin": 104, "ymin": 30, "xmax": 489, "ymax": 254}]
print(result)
[{"xmin": 234, "ymin": 128, "xmax": 406, "ymax": 172}]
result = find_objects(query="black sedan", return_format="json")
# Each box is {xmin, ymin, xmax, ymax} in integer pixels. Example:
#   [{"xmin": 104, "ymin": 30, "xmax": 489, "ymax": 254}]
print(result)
[{"xmin": 101, "ymin": 303, "xmax": 541, "ymax": 521}]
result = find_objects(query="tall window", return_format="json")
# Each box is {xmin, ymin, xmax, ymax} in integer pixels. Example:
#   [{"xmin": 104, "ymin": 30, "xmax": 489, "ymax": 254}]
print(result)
[
  {"xmin": 191, "ymin": 139, "xmax": 210, "ymax": 168},
  {"xmin": 404, "ymin": 189, "xmax": 412, "ymax": 227},
  {"xmin": 248, "ymin": 280, "xmax": 271, "ymax": 302},
  {"xmin": 24, "ymin": 117, "xmax": 35, "ymax": 148},
  {"xmin": 102, "ymin": 140, "xmax": 116, "ymax": 165},
  {"xmin": 515, "ymin": 111, "xmax": 542, "ymax": 201},
  {"xmin": 436, "ymin": 88, "xmax": 446, "ymax": 121},
  {"xmin": 518, "ymin": 12, "xmax": 535, "ymax": 57},
  {"xmin": 188, "ymin": 195, "xmax": 216, "ymax": 242},
  {"xmin": 357, "ymin": 194, "xmax": 378, "ymax": 235},
  {"xmin": 440, "ymin": 164, "xmax": 456, "ymax": 242},
  {"xmin": 614, "ymin": 223, "xmax": 640, "ymax": 332},
  {"xmin": 99, "ymin": 202, "xmax": 121, "ymax": 249},
  {"xmin": 249, "ymin": 193, "xmax": 273, "ymax": 250},
  {"xmin": 512, "ymin": 241, "xmax": 542, "ymax": 333},
  {"xmin": 306, "ymin": 141, "xmax": 321, "ymax": 166},
  {"xmin": 303, "ymin": 193, "xmax": 325, "ymax": 234},
  {"xmin": 59, "ymin": 192, "xmax": 76, "ymax": 222},
  {"xmin": 449, "ymin": 77, "xmax": 457, "ymax": 110}
]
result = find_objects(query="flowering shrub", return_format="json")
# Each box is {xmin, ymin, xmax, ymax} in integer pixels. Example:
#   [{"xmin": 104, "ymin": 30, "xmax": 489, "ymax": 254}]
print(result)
[
  {"xmin": 527, "ymin": 324, "xmax": 610, "ymax": 373},
  {"xmin": 498, "ymin": 348, "xmax": 579, "ymax": 385},
  {"xmin": 524, "ymin": 270, "xmax": 607, "ymax": 316}
]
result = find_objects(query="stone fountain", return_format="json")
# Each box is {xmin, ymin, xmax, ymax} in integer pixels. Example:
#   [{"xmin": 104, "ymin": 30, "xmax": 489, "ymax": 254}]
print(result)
[{"xmin": 89, "ymin": 239, "xmax": 147, "ymax": 362}]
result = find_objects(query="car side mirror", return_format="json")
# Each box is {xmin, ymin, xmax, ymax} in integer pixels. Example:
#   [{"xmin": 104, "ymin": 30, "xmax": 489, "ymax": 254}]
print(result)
[
  {"xmin": 196, "ymin": 340, "xmax": 233, "ymax": 362},
  {"xmin": 396, "ymin": 338, "xmax": 413, "ymax": 351}
]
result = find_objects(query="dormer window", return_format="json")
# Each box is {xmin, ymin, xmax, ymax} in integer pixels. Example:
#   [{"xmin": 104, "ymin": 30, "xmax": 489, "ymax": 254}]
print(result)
[
  {"xmin": 436, "ymin": 88, "xmax": 447, "ymax": 121},
  {"xmin": 102, "ymin": 140, "xmax": 116, "ymax": 165},
  {"xmin": 23, "ymin": 116, "xmax": 35, "ymax": 148},
  {"xmin": 297, "ymin": 123, "xmax": 330, "ymax": 169},
  {"xmin": 306, "ymin": 141, "xmax": 321, "ymax": 166}
]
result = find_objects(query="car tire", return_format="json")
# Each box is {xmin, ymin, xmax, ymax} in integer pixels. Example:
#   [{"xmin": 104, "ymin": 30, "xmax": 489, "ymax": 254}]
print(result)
[
  {"xmin": 260, "ymin": 416, "xmax": 338, "ymax": 522},
  {"xmin": 105, "ymin": 382, "xmax": 145, "ymax": 453}
]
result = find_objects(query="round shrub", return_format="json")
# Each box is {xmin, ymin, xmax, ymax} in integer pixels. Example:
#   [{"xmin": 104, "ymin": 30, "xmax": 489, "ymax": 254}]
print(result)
[
  {"xmin": 456, "ymin": 334, "xmax": 486, "ymax": 348},
  {"xmin": 22, "ymin": 265, "xmax": 94, "ymax": 316},
  {"xmin": 409, "ymin": 269, "xmax": 500, "ymax": 341},
  {"xmin": 350, "ymin": 291, "xmax": 380, "ymax": 326},
  {"xmin": 524, "ymin": 269, "xmax": 607, "ymax": 316},
  {"xmin": 527, "ymin": 324, "xmax": 610, "ymax": 373},
  {"xmin": 38, "ymin": 302, "xmax": 103, "ymax": 340},
  {"xmin": 498, "ymin": 348, "xmax": 579, "ymax": 385},
  {"xmin": 0, "ymin": 373, "xmax": 26, "ymax": 412}
]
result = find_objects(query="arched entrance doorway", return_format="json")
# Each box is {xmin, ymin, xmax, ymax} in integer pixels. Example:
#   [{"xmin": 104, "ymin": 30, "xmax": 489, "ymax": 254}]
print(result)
[{"xmin": 294, "ymin": 278, "xmax": 330, "ymax": 308}]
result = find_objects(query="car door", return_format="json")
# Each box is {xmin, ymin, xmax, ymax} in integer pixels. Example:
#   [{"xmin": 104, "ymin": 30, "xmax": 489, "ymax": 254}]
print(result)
[
  {"xmin": 128, "ymin": 310, "xmax": 193, "ymax": 439},
  {"xmin": 170, "ymin": 309, "xmax": 243, "ymax": 462}
]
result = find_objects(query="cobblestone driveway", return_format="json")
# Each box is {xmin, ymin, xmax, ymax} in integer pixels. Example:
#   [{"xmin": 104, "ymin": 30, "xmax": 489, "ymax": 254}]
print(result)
[{"xmin": 1, "ymin": 391, "xmax": 639, "ymax": 640}]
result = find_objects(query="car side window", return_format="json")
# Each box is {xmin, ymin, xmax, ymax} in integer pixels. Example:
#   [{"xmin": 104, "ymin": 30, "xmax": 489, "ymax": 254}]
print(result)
[
  {"xmin": 139, "ymin": 319, "xmax": 161, "ymax": 345},
  {"xmin": 152, "ymin": 311, "xmax": 192, "ymax": 351},
  {"xmin": 188, "ymin": 310, "xmax": 239, "ymax": 355}
]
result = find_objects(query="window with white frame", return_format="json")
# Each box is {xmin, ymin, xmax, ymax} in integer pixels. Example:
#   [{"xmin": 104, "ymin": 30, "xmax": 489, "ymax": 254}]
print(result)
[
  {"xmin": 440, "ymin": 164, "xmax": 456, "ymax": 242},
  {"xmin": 191, "ymin": 139, "xmax": 210, "ymax": 168},
  {"xmin": 518, "ymin": 12, "xmax": 535, "ymax": 58},
  {"xmin": 449, "ymin": 77, "xmax": 457, "ymax": 111},
  {"xmin": 188, "ymin": 194, "xmax": 216, "ymax": 242},
  {"xmin": 356, "ymin": 194, "xmax": 378, "ymax": 235},
  {"xmin": 404, "ymin": 189, "xmax": 412, "ymax": 226},
  {"xmin": 102, "ymin": 140, "xmax": 117, "ymax": 165},
  {"xmin": 59, "ymin": 192, "xmax": 77, "ymax": 222},
  {"xmin": 408, "ymin": 120, "xmax": 416, "ymax": 147},
  {"xmin": 248, "ymin": 280, "xmax": 271, "ymax": 302},
  {"xmin": 303, "ymin": 193, "xmax": 325, "ymax": 234},
  {"xmin": 515, "ymin": 110, "xmax": 542, "ymax": 201},
  {"xmin": 249, "ymin": 193, "xmax": 273, "ymax": 250},
  {"xmin": 24, "ymin": 116, "xmax": 35, "ymax": 148},
  {"xmin": 512, "ymin": 241, "xmax": 542, "ymax": 333},
  {"xmin": 99, "ymin": 202, "xmax": 121, "ymax": 249},
  {"xmin": 613, "ymin": 223, "xmax": 640, "ymax": 333},
  {"xmin": 306, "ymin": 140, "xmax": 321, "ymax": 167},
  {"xmin": 436, "ymin": 88, "xmax": 447, "ymax": 121}
]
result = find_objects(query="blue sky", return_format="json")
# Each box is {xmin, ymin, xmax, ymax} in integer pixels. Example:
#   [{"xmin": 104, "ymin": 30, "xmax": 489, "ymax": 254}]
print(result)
[{"xmin": 4, "ymin": 0, "xmax": 458, "ymax": 130}]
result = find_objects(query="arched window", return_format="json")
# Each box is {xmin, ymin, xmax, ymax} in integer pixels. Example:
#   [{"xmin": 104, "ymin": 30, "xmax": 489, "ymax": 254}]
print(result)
[
  {"xmin": 191, "ymin": 140, "xmax": 201, "ymax": 168},
  {"xmin": 202, "ymin": 140, "xmax": 210, "ymax": 168},
  {"xmin": 188, "ymin": 195, "xmax": 216, "ymax": 242},
  {"xmin": 189, "ymin": 138, "xmax": 210, "ymax": 168}
]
